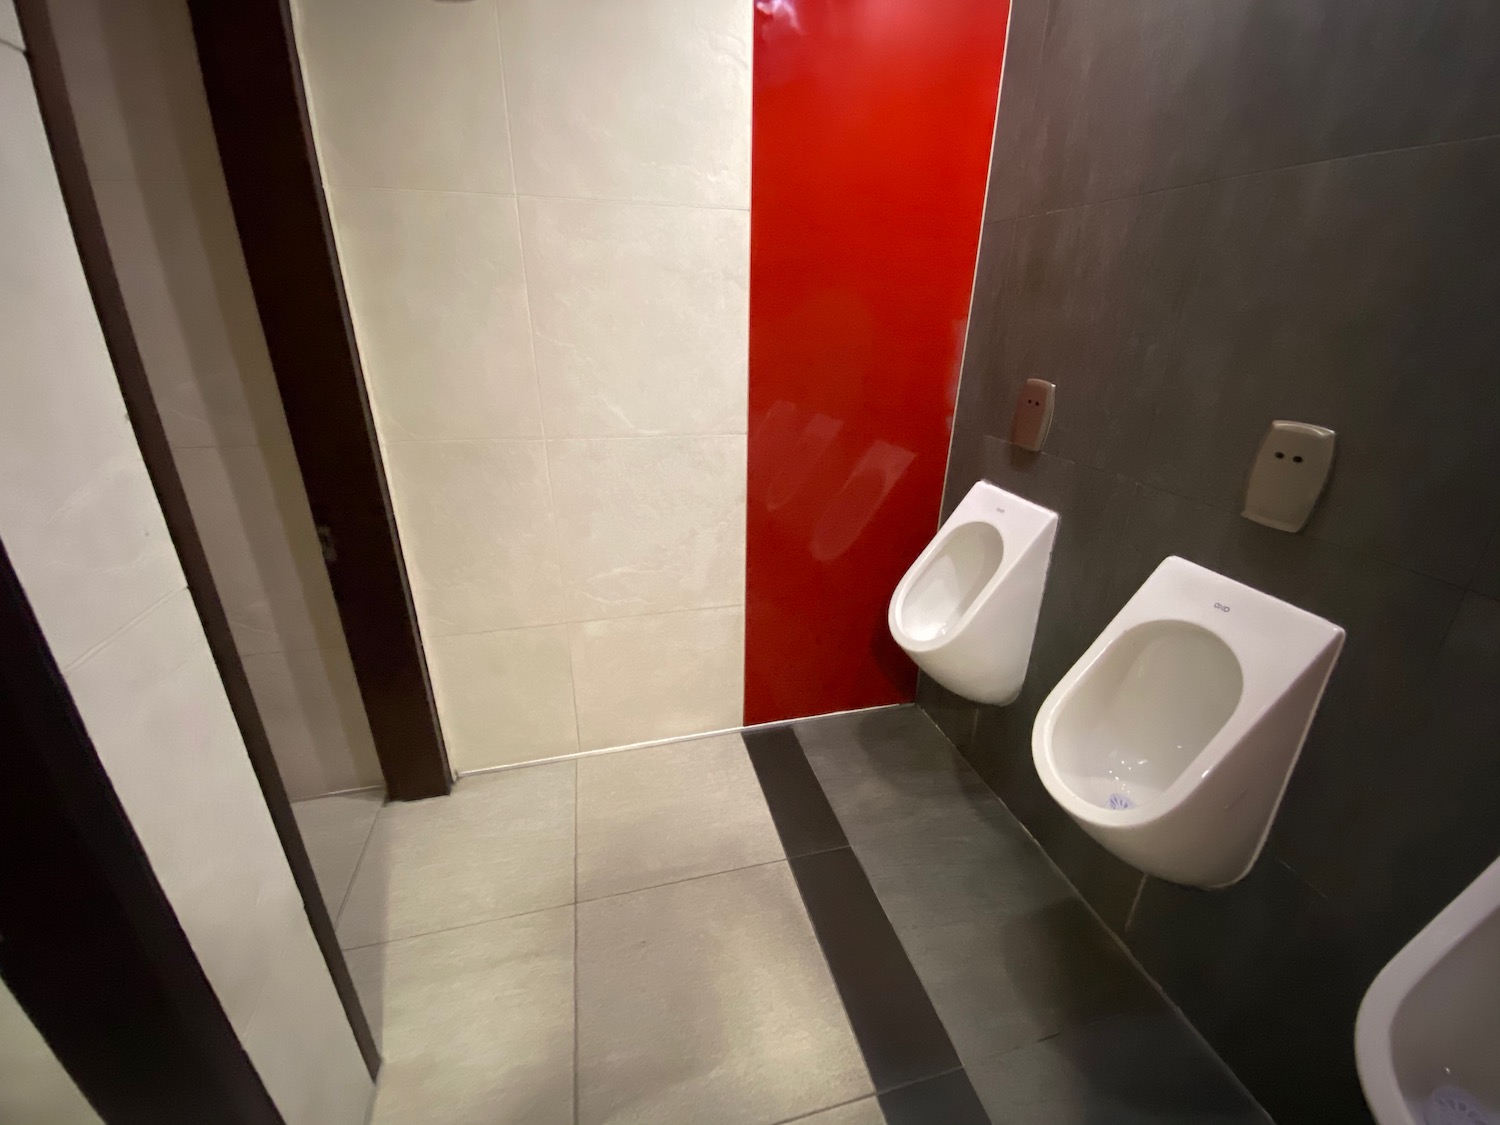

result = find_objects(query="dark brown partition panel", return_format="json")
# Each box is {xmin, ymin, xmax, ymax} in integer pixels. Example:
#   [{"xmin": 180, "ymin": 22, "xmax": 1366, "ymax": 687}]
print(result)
[{"xmin": 183, "ymin": 0, "xmax": 452, "ymax": 802}]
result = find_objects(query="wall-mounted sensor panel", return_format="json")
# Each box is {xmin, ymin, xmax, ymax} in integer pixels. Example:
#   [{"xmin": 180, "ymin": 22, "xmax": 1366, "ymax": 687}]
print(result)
[
  {"xmin": 1243, "ymin": 421, "xmax": 1336, "ymax": 532},
  {"xmin": 1011, "ymin": 379, "xmax": 1055, "ymax": 452}
]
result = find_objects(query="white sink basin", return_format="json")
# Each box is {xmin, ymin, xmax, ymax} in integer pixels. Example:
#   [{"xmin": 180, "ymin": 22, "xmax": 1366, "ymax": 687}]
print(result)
[{"xmin": 1356, "ymin": 854, "xmax": 1500, "ymax": 1125}]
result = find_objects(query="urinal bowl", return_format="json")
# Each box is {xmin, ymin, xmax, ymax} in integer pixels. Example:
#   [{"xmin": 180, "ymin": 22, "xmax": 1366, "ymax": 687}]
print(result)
[
  {"xmin": 1033, "ymin": 557, "xmax": 1344, "ymax": 888},
  {"xmin": 888, "ymin": 481, "xmax": 1057, "ymax": 705}
]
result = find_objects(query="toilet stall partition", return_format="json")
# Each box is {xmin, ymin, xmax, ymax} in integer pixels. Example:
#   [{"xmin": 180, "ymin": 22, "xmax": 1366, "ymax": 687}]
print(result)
[{"xmin": 745, "ymin": 0, "xmax": 1010, "ymax": 724}]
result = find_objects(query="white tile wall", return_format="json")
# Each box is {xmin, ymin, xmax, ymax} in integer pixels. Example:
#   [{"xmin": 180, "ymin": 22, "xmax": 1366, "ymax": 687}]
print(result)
[
  {"xmin": 521, "ymin": 197, "xmax": 749, "ymax": 438},
  {"xmin": 428, "ymin": 626, "xmax": 579, "ymax": 770},
  {"xmin": 294, "ymin": 0, "xmax": 513, "ymax": 193},
  {"xmin": 570, "ymin": 606, "xmax": 745, "ymax": 751},
  {"xmin": 496, "ymin": 0, "xmax": 751, "ymax": 207},
  {"xmin": 331, "ymin": 187, "xmax": 542, "ymax": 441},
  {"xmin": 385, "ymin": 440, "xmax": 567, "ymax": 634},
  {"xmin": 548, "ymin": 436, "xmax": 746, "ymax": 620},
  {"xmin": 0, "ymin": 39, "xmax": 370, "ymax": 1122},
  {"xmin": 1, "ymin": 0, "xmax": 23, "ymax": 49},
  {"xmin": 53, "ymin": 0, "xmax": 380, "ymax": 799},
  {"xmin": 298, "ymin": 0, "xmax": 753, "ymax": 769}
]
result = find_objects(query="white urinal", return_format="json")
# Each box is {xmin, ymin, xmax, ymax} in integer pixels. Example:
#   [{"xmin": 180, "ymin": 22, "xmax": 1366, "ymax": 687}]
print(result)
[
  {"xmin": 1032, "ymin": 557, "xmax": 1344, "ymax": 888},
  {"xmin": 888, "ymin": 480, "xmax": 1057, "ymax": 705}
]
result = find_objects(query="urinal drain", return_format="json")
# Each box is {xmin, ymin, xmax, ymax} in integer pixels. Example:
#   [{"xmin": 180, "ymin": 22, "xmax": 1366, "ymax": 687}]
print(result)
[
  {"xmin": 1425, "ymin": 1086, "xmax": 1499, "ymax": 1125},
  {"xmin": 1107, "ymin": 792, "xmax": 1135, "ymax": 810}
]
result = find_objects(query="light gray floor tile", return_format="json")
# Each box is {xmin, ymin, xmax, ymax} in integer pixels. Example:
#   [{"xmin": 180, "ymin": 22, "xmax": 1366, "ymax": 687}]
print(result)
[
  {"xmin": 346, "ymin": 907, "xmax": 574, "ymax": 1125},
  {"xmin": 576, "ymin": 733, "xmax": 784, "ymax": 901},
  {"xmin": 577, "ymin": 863, "xmax": 872, "ymax": 1125},
  {"xmin": 797, "ymin": 706, "xmax": 998, "ymax": 842},
  {"xmin": 337, "ymin": 763, "xmax": 575, "ymax": 947},
  {"xmin": 791, "ymin": 1099, "xmax": 888, "ymax": 1125},
  {"xmin": 291, "ymin": 790, "xmax": 383, "ymax": 919}
]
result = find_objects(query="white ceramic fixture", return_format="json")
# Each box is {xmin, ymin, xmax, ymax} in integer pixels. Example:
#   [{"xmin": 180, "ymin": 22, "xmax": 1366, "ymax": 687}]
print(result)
[
  {"xmin": 888, "ymin": 480, "xmax": 1057, "ymax": 705},
  {"xmin": 1031, "ymin": 557, "xmax": 1343, "ymax": 888},
  {"xmin": 1356, "ymin": 854, "xmax": 1500, "ymax": 1125}
]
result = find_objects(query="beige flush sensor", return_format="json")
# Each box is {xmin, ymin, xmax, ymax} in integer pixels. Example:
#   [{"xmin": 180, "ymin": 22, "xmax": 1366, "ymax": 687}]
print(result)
[
  {"xmin": 1243, "ymin": 421, "xmax": 1336, "ymax": 532},
  {"xmin": 1010, "ymin": 379, "xmax": 1055, "ymax": 452}
]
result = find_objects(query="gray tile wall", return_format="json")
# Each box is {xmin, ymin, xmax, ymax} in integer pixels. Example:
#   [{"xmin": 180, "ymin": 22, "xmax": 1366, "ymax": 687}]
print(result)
[{"xmin": 926, "ymin": 3, "xmax": 1500, "ymax": 1121}]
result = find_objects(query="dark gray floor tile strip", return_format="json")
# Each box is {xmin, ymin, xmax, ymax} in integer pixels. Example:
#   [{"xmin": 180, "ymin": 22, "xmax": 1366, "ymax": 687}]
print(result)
[
  {"xmin": 743, "ymin": 726, "xmax": 849, "ymax": 858},
  {"xmin": 747, "ymin": 723, "xmax": 984, "ymax": 1109},
  {"xmin": 788, "ymin": 847, "xmax": 965, "ymax": 1093},
  {"xmin": 878, "ymin": 1070, "xmax": 991, "ymax": 1125}
]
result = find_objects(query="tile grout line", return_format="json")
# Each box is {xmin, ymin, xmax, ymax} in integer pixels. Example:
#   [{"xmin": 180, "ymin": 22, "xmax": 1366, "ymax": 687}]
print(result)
[
  {"xmin": 337, "ymin": 898, "xmax": 576, "ymax": 954},
  {"xmin": 331, "ymin": 802, "xmax": 384, "ymax": 931},
  {"xmin": 334, "ymin": 854, "xmax": 811, "ymax": 956},
  {"xmin": 458, "ymin": 703, "xmax": 906, "ymax": 778}
]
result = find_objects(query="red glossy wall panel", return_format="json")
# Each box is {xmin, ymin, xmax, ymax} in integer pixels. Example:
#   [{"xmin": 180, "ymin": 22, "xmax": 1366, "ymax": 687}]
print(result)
[{"xmin": 745, "ymin": 0, "xmax": 1008, "ymax": 724}]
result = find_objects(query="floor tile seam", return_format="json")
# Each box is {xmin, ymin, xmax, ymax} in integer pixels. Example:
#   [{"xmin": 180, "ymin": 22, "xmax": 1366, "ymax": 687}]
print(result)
[
  {"xmin": 338, "ymin": 898, "xmax": 576, "ymax": 953},
  {"xmin": 331, "ymin": 801, "xmax": 385, "ymax": 929},
  {"xmin": 875, "ymin": 1064, "xmax": 966, "ymax": 1098},
  {"xmin": 766, "ymin": 1091, "xmax": 883, "ymax": 1125},
  {"xmin": 575, "ymin": 854, "xmax": 791, "ymax": 907}
]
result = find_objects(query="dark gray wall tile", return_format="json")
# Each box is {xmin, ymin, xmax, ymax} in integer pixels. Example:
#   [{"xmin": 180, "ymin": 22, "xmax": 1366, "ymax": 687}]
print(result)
[
  {"xmin": 1337, "ymin": 593, "xmax": 1500, "ymax": 954},
  {"xmin": 1219, "ymin": 0, "xmax": 1500, "ymax": 178},
  {"xmin": 1125, "ymin": 862, "xmax": 1377, "ymax": 1125},
  {"xmin": 948, "ymin": 5, "xmax": 1500, "ymax": 1118},
  {"xmin": 983, "ymin": 0, "xmax": 1051, "ymax": 222},
  {"xmin": 953, "ymin": 220, "xmax": 1016, "ymax": 441},
  {"xmin": 967, "ymin": 1012, "xmax": 1270, "ymax": 1125},
  {"xmin": 915, "ymin": 674, "xmax": 980, "ymax": 755},
  {"xmin": 1145, "ymin": 140, "xmax": 1500, "ymax": 584},
  {"xmin": 1211, "ymin": 523, "xmax": 1463, "ymax": 895},
  {"xmin": 986, "ymin": 187, "xmax": 1210, "ymax": 478},
  {"xmin": 941, "ymin": 424, "xmax": 987, "ymax": 521},
  {"xmin": 1025, "ymin": 0, "xmax": 1252, "ymax": 210},
  {"xmin": 1107, "ymin": 484, "xmax": 1235, "ymax": 611},
  {"xmin": 974, "ymin": 438, "xmax": 1136, "ymax": 664}
]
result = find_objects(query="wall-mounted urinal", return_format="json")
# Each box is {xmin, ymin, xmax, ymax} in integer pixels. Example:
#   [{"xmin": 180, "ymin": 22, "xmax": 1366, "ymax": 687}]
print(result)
[
  {"xmin": 1032, "ymin": 557, "xmax": 1343, "ymax": 888},
  {"xmin": 888, "ymin": 480, "xmax": 1057, "ymax": 705},
  {"xmin": 1356, "ymin": 854, "xmax": 1500, "ymax": 1125}
]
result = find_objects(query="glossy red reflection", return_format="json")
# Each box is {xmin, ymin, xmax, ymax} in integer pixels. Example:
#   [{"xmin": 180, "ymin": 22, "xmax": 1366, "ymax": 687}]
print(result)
[{"xmin": 745, "ymin": 0, "xmax": 1009, "ymax": 723}]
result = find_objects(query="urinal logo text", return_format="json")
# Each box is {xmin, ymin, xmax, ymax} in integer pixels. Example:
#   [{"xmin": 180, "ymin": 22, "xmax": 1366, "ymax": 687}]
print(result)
[{"xmin": 1213, "ymin": 602, "xmax": 1231, "ymax": 612}]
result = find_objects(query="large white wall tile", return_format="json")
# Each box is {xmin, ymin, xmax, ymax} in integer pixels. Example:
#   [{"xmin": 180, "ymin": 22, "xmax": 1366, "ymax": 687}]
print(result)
[
  {"xmin": 570, "ymin": 606, "xmax": 744, "ymax": 750},
  {"xmin": 0, "ymin": 51, "xmax": 184, "ymax": 668},
  {"xmin": 64, "ymin": 590, "xmax": 305, "ymax": 1027},
  {"xmin": 549, "ymin": 436, "xmax": 745, "ymax": 620},
  {"xmin": 242, "ymin": 646, "xmax": 382, "ymax": 800},
  {"xmin": 330, "ymin": 187, "xmax": 542, "ymax": 441},
  {"xmin": 46, "ymin": 0, "xmax": 220, "ymax": 184},
  {"xmin": 497, "ymin": 0, "xmax": 751, "ymax": 207},
  {"xmin": 92, "ymin": 177, "xmax": 285, "ymax": 451},
  {"xmin": 1, "ymin": 1, "xmax": 22, "ymax": 50},
  {"xmin": 385, "ymin": 440, "xmax": 567, "ymax": 633},
  {"xmin": 295, "ymin": 0, "xmax": 513, "ymax": 192},
  {"xmin": 521, "ymin": 197, "xmax": 748, "ymax": 437},
  {"xmin": 428, "ymin": 626, "xmax": 578, "ymax": 771},
  {"xmin": 174, "ymin": 443, "xmax": 344, "ymax": 658}
]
